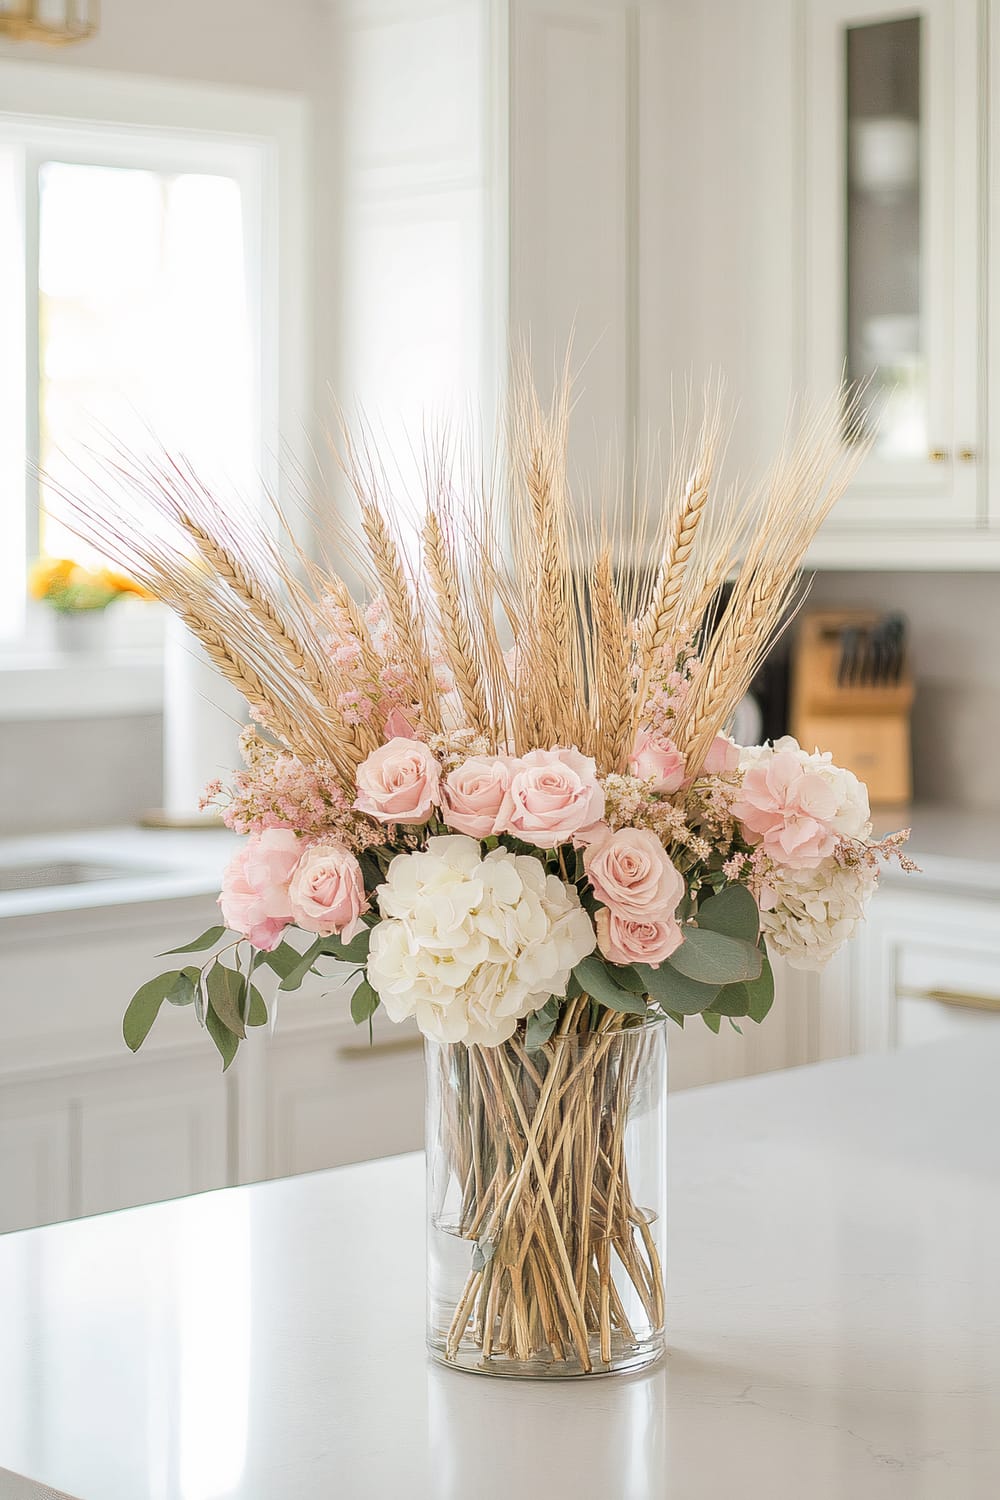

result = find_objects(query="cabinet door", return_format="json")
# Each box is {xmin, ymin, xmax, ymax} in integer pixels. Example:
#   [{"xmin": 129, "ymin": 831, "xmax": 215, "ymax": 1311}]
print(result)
[
  {"xmin": 804, "ymin": 0, "xmax": 981, "ymax": 527},
  {"xmin": 266, "ymin": 1014, "xmax": 424, "ymax": 1177},
  {"xmin": 0, "ymin": 1082, "xmax": 71, "ymax": 1232},
  {"xmin": 75, "ymin": 1055, "xmax": 230, "ymax": 1218},
  {"xmin": 509, "ymin": 0, "xmax": 631, "ymax": 489}
]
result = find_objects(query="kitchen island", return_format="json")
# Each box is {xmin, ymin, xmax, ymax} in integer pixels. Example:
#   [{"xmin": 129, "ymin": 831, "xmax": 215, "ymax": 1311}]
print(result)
[{"xmin": 0, "ymin": 1036, "xmax": 996, "ymax": 1500}]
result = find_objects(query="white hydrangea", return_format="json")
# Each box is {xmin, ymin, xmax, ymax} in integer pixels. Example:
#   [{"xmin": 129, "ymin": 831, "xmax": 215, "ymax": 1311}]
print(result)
[
  {"xmin": 367, "ymin": 834, "xmax": 596, "ymax": 1046},
  {"xmin": 761, "ymin": 855, "xmax": 878, "ymax": 970}
]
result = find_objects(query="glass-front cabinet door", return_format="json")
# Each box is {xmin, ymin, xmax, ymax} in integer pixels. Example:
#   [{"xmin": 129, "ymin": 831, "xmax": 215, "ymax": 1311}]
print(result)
[{"xmin": 804, "ymin": 0, "xmax": 981, "ymax": 528}]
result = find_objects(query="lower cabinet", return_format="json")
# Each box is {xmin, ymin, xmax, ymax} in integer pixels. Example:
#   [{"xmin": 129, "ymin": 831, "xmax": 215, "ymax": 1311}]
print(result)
[
  {"xmin": 851, "ymin": 883, "xmax": 1000, "ymax": 1052},
  {"xmin": 9, "ymin": 878, "xmax": 973, "ymax": 1238}
]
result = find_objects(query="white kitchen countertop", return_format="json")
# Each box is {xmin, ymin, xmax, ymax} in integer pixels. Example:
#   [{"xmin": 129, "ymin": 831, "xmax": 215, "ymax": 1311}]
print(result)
[
  {"xmin": 875, "ymin": 803, "xmax": 1000, "ymax": 894},
  {"xmin": 0, "ymin": 1036, "xmax": 996, "ymax": 1500},
  {"xmin": 0, "ymin": 825, "xmax": 238, "ymax": 920}
]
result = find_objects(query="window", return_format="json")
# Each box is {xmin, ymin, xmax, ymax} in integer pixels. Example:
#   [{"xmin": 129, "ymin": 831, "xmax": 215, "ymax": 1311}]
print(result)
[{"xmin": 0, "ymin": 115, "xmax": 267, "ymax": 647}]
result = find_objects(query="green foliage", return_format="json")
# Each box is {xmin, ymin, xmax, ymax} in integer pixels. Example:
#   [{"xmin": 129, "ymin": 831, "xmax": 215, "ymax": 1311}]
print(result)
[
  {"xmin": 635, "ymin": 961, "xmax": 720, "ymax": 1016},
  {"xmin": 669, "ymin": 927, "xmax": 763, "ymax": 986},
  {"xmin": 158, "ymin": 925, "xmax": 227, "ymax": 957},
  {"xmin": 205, "ymin": 1000, "xmax": 239, "ymax": 1070},
  {"xmin": 572, "ymin": 956, "xmax": 647, "ymax": 1016},
  {"xmin": 123, "ymin": 970, "xmax": 197, "ymax": 1051},
  {"xmin": 694, "ymin": 884, "xmax": 760, "ymax": 944},
  {"xmin": 256, "ymin": 941, "xmax": 302, "ymax": 980},
  {"xmin": 701, "ymin": 1011, "xmax": 722, "ymax": 1033},
  {"xmin": 525, "ymin": 996, "xmax": 561, "ymax": 1052},
  {"xmin": 278, "ymin": 938, "xmax": 325, "ymax": 992},
  {"xmin": 350, "ymin": 978, "xmax": 380, "ymax": 1026},
  {"xmin": 206, "ymin": 963, "xmax": 248, "ymax": 1040}
]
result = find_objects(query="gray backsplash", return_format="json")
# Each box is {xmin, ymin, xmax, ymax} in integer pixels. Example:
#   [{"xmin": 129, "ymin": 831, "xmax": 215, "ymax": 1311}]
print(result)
[
  {"xmin": 0, "ymin": 715, "xmax": 163, "ymax": 835},
  {"xmin": 806, "ymin": 571, "xmax": 1000, "ymax": 813},
  {"xmin": 1, "ymin": 569, "xmax": 996, "ymax": 833}
]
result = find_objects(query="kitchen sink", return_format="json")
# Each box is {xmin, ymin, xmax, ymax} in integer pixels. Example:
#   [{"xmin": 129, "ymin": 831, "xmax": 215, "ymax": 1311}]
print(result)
[{"xmin": 0, "ymin": 860, "xmax": 161, "ymax": 893}]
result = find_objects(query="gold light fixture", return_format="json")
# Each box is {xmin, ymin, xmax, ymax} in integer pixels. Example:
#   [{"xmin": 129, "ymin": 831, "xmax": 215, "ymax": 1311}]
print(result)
[{"xmin": 0, "ymin": 0, "xmax": 98, "ymax": 45}]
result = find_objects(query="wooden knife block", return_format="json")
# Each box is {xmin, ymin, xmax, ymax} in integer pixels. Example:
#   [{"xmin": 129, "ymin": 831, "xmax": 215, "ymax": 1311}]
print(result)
[{"xmin": 790, "ymin": 610, "xmax": 914, "ymax": 807}]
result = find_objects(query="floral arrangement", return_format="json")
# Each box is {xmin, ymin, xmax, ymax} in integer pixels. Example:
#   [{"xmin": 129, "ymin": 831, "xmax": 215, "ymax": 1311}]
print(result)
[
  {"xmin": 62, "ymin": 374, "xmax": 913, "ymax": 1374},
  {"xmin": 28, "ymin": 556, "xmax": 153, "ymax": 613}
]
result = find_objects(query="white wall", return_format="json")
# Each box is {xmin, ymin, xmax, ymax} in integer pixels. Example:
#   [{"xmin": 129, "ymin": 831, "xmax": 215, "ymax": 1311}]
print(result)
[
  {"xmin": 807, "ymin": 571, "xmax": 1000, "ymax": 813},
  {"xmin": 0, "ymin": 0, "xmax": 319, "ymax": 90}
]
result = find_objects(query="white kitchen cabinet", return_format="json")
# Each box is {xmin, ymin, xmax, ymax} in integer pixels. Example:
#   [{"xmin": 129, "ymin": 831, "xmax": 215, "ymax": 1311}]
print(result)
[
  {"xmin": 266, "ymin": 1013, "xmax": 424, "ymax": 1178},
  {"xmin": 799, "ymin": 0, "xmax": 1000, "ymax": 566},
  {"xmin": 74, "ymin": 1057, "xmax": 230, "ymax": 1218},
  {"xmin": 0, "ymin": 1081, "xmax": 71, "ymax": 1232},
  {"xmin": 850, "ymin": 882, "xmax": 1000, "ymax": 1051}
]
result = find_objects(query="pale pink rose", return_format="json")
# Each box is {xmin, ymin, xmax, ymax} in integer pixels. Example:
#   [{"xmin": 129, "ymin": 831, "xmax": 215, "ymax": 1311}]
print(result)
[
  {"xmin": 218, "ymin": 829, "xmax": 301, "ymax": 951},
  {"xmin": 383, "ymin": 706, "xmax": 420, "ymax": 740},
  {"xmin": 503, "ymin": 747, "xmax": 605, "ymax": 847},
  {"xmin": 288, "ymin": 841, "xmax": 368, "ymax": 941},
  {"xmin": 354, "ymin": 737, "xmax": 441, "ymax": 824},
  {"xmin": 629, "ymin": 731, "xmax": 687, "ymax": 794},
  {"xmin": 584, "ymin": 825, "xmax": 685, "ymax": 920},
  {"xmin": 441, "ymin": 756, "xmax": 514, "ymax": 838},
  {"xmin": 732, "ymin": 750, "xmax": 840, "ymax": 869},
  {"xmin": 595, "ymin": 907, "xmax": 684, "ymax": 968},
  {"xmin": 703, "ymin": 733, "xmax": 741, "ymax": 775}
]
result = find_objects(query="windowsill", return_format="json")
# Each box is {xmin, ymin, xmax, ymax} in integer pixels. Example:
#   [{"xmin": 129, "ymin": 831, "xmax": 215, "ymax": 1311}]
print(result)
[{"xmin": 0, "ymin": 650, "xmax": 164, "ymax": 721}]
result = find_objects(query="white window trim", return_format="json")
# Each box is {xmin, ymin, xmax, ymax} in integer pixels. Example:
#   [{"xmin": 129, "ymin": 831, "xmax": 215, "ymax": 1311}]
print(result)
[{"xmin": 0, "ymin": 60, "xmax": 311, "ymax": 719}]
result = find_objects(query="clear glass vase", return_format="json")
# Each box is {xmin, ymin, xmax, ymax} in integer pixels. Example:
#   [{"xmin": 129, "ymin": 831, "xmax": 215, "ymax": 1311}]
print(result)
[{"xmin": 426, "ymin": 1016, "xmax": 667, "ymax": 1378}]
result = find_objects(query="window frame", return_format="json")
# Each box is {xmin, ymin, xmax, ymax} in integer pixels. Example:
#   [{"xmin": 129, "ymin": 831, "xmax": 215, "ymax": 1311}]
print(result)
[{"xmin": 0, "ymin": 60, "xmax": 310, "ymax": 713}]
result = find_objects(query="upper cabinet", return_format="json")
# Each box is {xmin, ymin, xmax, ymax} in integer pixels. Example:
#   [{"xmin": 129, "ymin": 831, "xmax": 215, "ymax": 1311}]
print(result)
[{"xmin": 803, "ymin": 0, "xmax": 1000, "ymax": 565}]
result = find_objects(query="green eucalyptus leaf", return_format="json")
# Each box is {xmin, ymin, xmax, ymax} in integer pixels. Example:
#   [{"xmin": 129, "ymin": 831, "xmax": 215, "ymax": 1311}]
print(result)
[
  {"xmin": 747, "ymin": 951, "xmax": 775, "ymax": 1023},
  {"xmin": 205, "ymin": 1002, "xmax": 239, "ymax": 1070},
  {"xmin": 350, "ymin": 978, "xmax": 380, "ymax": 1026},
  {"xmin": 635, "ymin": 961, "xmax": 720, "ymax": 1016},
  {"xmin": 695, "ymin": 884, "xmax": 760, "ymax": 944},
  {"xmin": 256, "ymin": 941, "xmax": 301, "ymax": 980},
  {"xmin": 206, "ymin": 963, "xmax": 247, "ymax": 1040},
  {"xmin": 321, "ymin": 928, "xmax": 372, "ymax": 965},
  {"xmin": 158, "ymin": 925, "xmax": 227, "ymax": 957},
  {"xmin": 525, "ymin": 1001, "xmax": 560, "ymax": 1052},
  {"xmin": 669, "ymin": 927, "xmax": 763, "ymax": 986},
  {"xmin": 701, "ymin": 1010, "xmax": 722, "ymax": 1034},
  {"xmin": 708, "ymin": 982, "xmax": 751, "ymax": 1017},
  {"xmin": 246, "ymin": 983, "xmax": 268, "ymax": 1027},
  {"xmin": 123, "ymin": 971, "xmax": 190, "ymax": 1051},
  {"xmin": 164, "ymin": 967, "xmax": 200, "ymax": 1007},
  {"xmin": 572, "ymin": 956, "xmax": 647, "ymax": 1016},
  {"xmin": 278, "ymin": 938, "xmax": 325, "ymax": 992}
]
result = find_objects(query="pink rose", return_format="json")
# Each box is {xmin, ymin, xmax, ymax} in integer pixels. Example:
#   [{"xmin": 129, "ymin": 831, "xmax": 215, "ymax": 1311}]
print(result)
[
  {"xmin": 354, "ymin": 737, "xmax": 441, "ymax": 824},
  {"xmin": 503, "ymin": 747, "xmax": 605, "ymax": 847},
  {"xmin": 584, "ymin": 825, "xmax": 685, "ymax": 920},
  {"xmin": 732, "ymin": 751, "xmax": 840, "ymax": 869},
  {"xmin": 288, "ymin": 841, "xmax": 368, "ymax": 941},
  {"xmin": 703, "ymin": 734, "xmax": 741, "ymax": 775},
  {"xmin": 595, "ymin": 908, "xmax": 684, "ymax": 968},
  {"xmin": 441, "ymin": 756, "xmax": 514, "ymax": 838},
  {"xmin": 629, "ymin": 731, "xmax": 687, "ymax": 794},
  {"xmin": 219, "ymin": 829, "xmax": 301, "ymax": 951}
]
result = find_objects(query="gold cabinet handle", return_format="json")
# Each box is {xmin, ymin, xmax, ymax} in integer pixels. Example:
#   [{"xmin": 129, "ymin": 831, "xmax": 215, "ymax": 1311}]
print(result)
[
  {"xmin": 958, "ymin": 447, "xmax": 977, "ymax": 462},
  {"xmin": 928, "ymin": 448, "xmax": 950, "ymax": 462},
  {"xmin": 899, "ymin": 987, "xmax": 1000, "ymax": 1014}
]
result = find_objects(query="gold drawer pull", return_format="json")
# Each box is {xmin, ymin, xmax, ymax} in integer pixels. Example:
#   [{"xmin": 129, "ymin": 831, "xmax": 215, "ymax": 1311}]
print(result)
[
  {"xmin": 336, "ymin": 1034, "xmax": 424, "ymax": 1061},
  {"xmin": 900, "ymin": 987, "xmax": 1000, "ymax": 1014},
  {"xmin": 928, "ymin": 447, "xmax": 950, "ymax": 462},
  {"xmin": 958, "ymin": 447, "xmax": 976, "ymax": 462}
]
